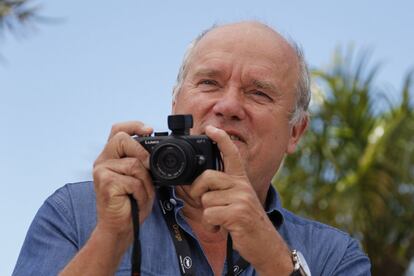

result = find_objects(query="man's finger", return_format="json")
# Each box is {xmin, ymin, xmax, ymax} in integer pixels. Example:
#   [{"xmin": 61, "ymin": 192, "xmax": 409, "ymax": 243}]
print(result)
[
  {"xmin": 108, "ymin": 121, "xmax": 153, "ymax": 140},
  {"xmin": 94, "ymin": 170, "xmax": 152, "ymax": 224},
  {"xmin": 200, "ymin": 189, "xmax": 235, "ymax": 208},
  {"xmin": 98, "ymin": 158, "xmax": 155, "ymax": 201},
  {"xmin": 189, "ymin": 170, "xmax": 235, "ymax": 203},
  {"xmin": 93, "ymin": 167, "xmax": 147, "ymax": 202},
  {"xmin": 202, "ymin": 205, "xmax": 230, "ymax": 229},
  {"xmin": 205, "ymin": 125, "xmax": 245, "ymax": 176},
  {"xmin": 96, "ymin": 132, "xmax": 150, "ymax": 169}
]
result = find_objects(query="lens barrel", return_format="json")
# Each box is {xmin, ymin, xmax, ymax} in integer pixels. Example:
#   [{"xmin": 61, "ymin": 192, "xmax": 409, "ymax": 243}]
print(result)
[
  {"xmin": 150, "ymin": 139, "xmax": 197, "ymax": 185},
  {"xmin": 152, "ymin": 144, "xmax": 186, "ymax": 180}
]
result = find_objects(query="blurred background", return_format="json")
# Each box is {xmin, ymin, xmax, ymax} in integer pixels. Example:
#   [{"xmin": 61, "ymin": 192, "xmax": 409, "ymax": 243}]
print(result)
[{"xmin": 1, "ymin": 0, "xmax": 413, "ymax": 275}]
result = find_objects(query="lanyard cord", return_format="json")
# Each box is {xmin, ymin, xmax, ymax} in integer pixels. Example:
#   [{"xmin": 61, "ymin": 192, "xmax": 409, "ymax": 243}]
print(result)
[
  {"xmin": 129, "ymin": 195, "xmax": 141, "ymax": 276},
  {"xmin": 226, "ymin": 234, "xmax": 234, "ymax": 276}
]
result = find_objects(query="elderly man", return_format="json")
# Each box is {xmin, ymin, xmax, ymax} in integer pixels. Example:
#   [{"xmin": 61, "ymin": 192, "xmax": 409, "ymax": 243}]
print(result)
[{"xmin": 13, "ymin": 21, "xmax": 371, "ymax": 275}]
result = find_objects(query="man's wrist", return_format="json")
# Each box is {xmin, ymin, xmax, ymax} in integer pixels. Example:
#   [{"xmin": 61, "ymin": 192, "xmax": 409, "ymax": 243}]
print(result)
[
  {"xmin": 59, "ymin": 226, "xmax": 131, "ymax": 276},
  {"xmin": 93, "ymin": 224, "xmax": 132, "ymax": 253},
  {"xmin": 255, "ymin": 247, "xmax": 294, "ymax": 276}
]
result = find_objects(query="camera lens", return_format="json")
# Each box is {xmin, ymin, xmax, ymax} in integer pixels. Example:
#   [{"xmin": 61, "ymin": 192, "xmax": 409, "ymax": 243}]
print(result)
[
  {"xmin": 162, "ymin": 152, "xmax": 178, "ymax": 169},
  {"xmin": 152, "ymin": 144, "xmax": 186, "ymax": 180}
]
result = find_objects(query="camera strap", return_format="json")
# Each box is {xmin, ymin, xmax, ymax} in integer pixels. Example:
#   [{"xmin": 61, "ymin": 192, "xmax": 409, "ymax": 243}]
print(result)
[
  {"xmin": 129, "ymin": 195, "xmax": 141, "ymax": 276},
  {"xmin": 157, "ymin": 188, "xmax": 250, "ymax": 276}
]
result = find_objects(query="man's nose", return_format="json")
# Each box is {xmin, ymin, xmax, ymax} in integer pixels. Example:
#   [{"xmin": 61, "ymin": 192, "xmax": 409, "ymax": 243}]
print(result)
[{"xmin": 212, "ymin": 88, "xmax": 246, "ymax": 121}]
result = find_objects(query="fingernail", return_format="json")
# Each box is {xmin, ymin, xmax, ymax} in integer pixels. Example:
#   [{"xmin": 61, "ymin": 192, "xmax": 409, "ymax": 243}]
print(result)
[
  {"xmin": 143, "ymin": 125, "xmax": 153, "ymax": 131},
  {"xmin": 207, "ymin": 125, "xmax": 218, "ymax": 132}
]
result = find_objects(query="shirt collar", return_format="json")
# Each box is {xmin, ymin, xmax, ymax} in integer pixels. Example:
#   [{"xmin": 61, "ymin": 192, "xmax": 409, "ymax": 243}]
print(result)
[{"xmin": 265, "ymin": 185, "xmax": 284, "ymax": 229}]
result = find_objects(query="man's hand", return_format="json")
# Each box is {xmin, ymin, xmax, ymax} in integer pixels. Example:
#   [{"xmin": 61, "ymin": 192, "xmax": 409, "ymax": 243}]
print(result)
[
  {"xmin": 190, "ymin": 125, "xmax": 293, "ymax": 275},
  {"xmin": 60, "ymin": 121, "xmax": 155, "ymax": 276},
  {"xmin": 93, "ymin": 121, "xmax": 156, "ymax": 240}
]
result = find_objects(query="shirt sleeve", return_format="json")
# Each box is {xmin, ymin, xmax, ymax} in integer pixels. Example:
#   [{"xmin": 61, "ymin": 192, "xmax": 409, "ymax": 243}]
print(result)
[
  {"xmin": 331, "ymin": 237, "xmax": 371, "ymax": 276},
  {"xmin": 12, "ymin": 186, "xmax": 80, "ymax": 276}
]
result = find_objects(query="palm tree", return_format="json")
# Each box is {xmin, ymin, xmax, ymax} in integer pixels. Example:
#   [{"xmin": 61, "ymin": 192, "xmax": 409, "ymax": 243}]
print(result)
[
  {"xmin": 274, "ymin": 47, "xmax": 414, "ymax": 275},
  {"xmin": 0, "ymin": 0, "xmax": 42, "ymax": 37}
]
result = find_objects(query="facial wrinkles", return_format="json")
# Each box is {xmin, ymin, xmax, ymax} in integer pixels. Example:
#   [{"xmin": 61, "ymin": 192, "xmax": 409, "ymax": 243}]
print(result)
[
  {"xmin": 173, "ymin": 27, "xmax": 295, "ymax": 196},
  {"xmin": 182, "ymin": 25, "xmax": 297, "ymax": 161},
  {"xmin": 188, "ymin": 57, "xmax": 285, "ymax": 145},
  {"xmin": 193, "ymin": 54, "xmax": 273, "ymax": 97}
]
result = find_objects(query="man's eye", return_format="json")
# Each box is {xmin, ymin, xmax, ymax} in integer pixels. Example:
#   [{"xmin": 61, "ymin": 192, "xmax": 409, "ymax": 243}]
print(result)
[
  {"xmin": 251, "ymin": 90, "xmax": 273, "ymax": 101},
  {"xmin": 199, "ymin": 79, "xmax": 217, "ymax": 86}
]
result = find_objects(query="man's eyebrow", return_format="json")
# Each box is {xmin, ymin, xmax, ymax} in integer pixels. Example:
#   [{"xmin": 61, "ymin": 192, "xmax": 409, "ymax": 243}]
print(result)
[{"xmin": 192, "ymin": 68, "xmax": 222, "ymax": 78}]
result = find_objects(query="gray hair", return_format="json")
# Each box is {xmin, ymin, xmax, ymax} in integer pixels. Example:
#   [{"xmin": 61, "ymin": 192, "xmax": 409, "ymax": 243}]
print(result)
[{"xmin": 172, "ymin": 22, "xmax": 311, "ymax": 125}]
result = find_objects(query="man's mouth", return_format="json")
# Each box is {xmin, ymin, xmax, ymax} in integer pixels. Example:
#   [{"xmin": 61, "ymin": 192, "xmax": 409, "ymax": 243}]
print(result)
[
  {"xmin": 229, "ymin": 134, "xmax": 242, "ymax": 142},
  {"xmin": 200, "ymin": 127, "xmax": 246, "ymax": 144},
  {"xmin": 221, "ymin": 130, "xmax": 246, "ymax": 144}
]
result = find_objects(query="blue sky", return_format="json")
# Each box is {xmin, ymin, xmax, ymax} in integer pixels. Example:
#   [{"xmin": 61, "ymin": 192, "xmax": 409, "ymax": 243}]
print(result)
[{"xmin": 1, "ymin": 0, "xmax": 413, "ymax": 274}]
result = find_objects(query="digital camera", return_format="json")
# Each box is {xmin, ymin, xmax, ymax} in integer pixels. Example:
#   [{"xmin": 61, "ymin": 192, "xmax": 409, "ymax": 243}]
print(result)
[{"xmin": 134, "ymin": 114, "xmax": 223, "ymax": 186}]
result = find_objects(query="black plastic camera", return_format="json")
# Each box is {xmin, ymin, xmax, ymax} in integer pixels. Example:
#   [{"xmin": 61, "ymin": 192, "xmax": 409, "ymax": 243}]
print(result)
[{"xmin": 134, "ymin": 114, "xmax": 223, "ymax": 186}]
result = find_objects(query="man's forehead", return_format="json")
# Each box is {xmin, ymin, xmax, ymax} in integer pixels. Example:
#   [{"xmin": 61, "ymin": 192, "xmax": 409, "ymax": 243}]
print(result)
[
  {"xmin": 204, "ymin": 22, "xmax": 280, "ymax": 39},
  {"xmin": 196, "ymin": 22, "xmax": 290, "ymax": 51},
  {"xmin": 179, "ymin": 22, "xmax": 300, "ymax": 96},
  {"xmin": 188, "ymin": 22, "xmax": 297, "ymax": 68}
]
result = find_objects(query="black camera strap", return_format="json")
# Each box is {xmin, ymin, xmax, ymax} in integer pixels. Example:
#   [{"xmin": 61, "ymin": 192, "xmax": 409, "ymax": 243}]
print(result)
[
  {"xmin": 157, "ymin": 188, "xmax": 250, "ymax": 276},
  {"xmin": 129, "ymin": 195, "xmax": 141, "ymax": 276}
]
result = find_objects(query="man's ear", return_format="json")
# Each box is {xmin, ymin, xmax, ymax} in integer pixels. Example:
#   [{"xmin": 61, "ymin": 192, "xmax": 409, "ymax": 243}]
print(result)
[
  {"xmin": 172, "ymin": 98, "xmax": 176, "ymax": 112},
  {"xmin": 286, "ymin": 115, "xmax": 309, "ymax": 154},
  {"xmin": 172, "ymin": 91, "xmax": 177, "ymax": 112}
]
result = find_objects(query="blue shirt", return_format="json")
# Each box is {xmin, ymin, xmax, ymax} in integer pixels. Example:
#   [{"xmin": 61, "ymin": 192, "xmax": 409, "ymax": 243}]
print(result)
[{"xmin": 13, "ymin": 181, "xmax": 371, "ymax": 275}]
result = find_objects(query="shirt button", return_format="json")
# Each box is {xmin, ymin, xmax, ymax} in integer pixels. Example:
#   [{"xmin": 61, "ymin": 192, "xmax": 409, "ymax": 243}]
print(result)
[{"xmin": 169, "ymin": 198, "xmax": 177, "ymax": 205}]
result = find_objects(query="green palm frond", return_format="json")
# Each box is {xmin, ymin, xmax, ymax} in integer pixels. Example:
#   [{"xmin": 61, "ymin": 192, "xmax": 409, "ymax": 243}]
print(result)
[
  {"xmin": 274, "ymin": 48, "xmax": 414, "ymax": 275},
  {"xmin": 0, "ymin": 0, "xmax": 42, "ymax": 37}
]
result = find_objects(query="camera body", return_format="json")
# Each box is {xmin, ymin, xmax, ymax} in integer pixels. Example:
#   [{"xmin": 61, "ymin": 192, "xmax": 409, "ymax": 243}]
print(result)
[{"xmin": 134, "ymin": 114, "xmax": 222, "ymax": 186}]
